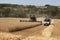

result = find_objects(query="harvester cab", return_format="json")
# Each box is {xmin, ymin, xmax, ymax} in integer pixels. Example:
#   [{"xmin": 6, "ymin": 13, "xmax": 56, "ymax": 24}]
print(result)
[{"xmin": 44, "ymin": 18, "xmax": 51, "ymax": 26}]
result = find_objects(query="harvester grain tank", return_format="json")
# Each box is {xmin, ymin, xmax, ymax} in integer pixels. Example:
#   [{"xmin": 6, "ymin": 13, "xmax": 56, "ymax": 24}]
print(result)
[{"xmin": 30, "ymin": 15, "xmax": 36, "ymax": 22}]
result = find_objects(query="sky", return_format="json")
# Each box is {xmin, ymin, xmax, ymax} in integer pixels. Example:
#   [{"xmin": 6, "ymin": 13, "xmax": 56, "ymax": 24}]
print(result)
[{"xmin": 0, "ymin": 0, "xmax": 60, "ymax": 6}]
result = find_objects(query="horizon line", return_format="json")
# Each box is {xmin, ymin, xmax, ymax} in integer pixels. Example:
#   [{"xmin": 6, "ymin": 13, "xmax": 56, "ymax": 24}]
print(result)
[{"xmin": 0, "ymin": 3, "xmax": 60, "ymax": 6}]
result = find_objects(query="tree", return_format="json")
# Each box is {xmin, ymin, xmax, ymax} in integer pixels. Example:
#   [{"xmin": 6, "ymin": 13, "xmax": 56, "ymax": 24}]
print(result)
[
  {"xmin": 4, "ymin": 8, "xmax": 10, "ymax": 17},
  {"xmin": 47, "ymin": 6, "xmax": 58, "ymax": 17},
  {"xmin": 45, "ymin": 4, "xmax": 51, "ymax": 7}
]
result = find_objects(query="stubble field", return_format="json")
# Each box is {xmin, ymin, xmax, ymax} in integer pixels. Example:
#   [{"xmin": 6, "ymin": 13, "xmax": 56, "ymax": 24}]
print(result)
[{"xmin": 0, "ymin": 18, "xmax": 60, "ymax": 40}]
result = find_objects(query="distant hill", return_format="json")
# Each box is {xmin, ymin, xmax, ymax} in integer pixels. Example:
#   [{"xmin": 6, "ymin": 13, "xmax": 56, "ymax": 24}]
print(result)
[{"xmin": 0, "ymin": 4, "xmax": 60, "ymax": 18}]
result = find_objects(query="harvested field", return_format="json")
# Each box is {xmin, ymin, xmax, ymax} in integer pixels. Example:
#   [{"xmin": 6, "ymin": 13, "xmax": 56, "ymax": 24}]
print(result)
[
  {"xmin": 22, "ymin": 36, "xmax": 60, "ymax": 40},
  {"xmin": 12, "ymin": 25, "xmax": 47, "ymax": 39},
  {"xmin": 0, "ymin": 32, "xmax": 21, "ymax": 40},
  {"xmin": 51, "ymin": 19, "xmax": 60, "ymax": 37},
  {"xmin": 0, "ymin": 18, "xmax": 60, "ymax": 40},
  {"xmin": 0, "ymin": 18, "xmax": 41, "ymax": 32},
  {"xmin": 42, "ymin": 25, "xmax": 54, "ymax": 37}
]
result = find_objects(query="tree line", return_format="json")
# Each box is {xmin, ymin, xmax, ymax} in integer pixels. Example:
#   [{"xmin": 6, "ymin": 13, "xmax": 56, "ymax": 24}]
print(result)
[{"xmin": 0, "ymin": 4, "xmax": 60, "ymax": 18}]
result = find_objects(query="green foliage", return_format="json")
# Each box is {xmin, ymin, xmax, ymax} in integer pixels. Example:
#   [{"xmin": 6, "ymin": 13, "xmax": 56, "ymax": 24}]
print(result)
[
  {"xmin": 47, "ymin": 6, "xmax": 58, "ymax": 17},
  {"xmin": 0, "ymin": 4, "xmax": 60, "ymax": 18}
]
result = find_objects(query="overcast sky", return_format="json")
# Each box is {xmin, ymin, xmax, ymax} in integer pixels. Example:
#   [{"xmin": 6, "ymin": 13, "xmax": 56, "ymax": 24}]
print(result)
[{"xmin": 0, "ymin": 0, "xmax": 60, "ymax": 6}]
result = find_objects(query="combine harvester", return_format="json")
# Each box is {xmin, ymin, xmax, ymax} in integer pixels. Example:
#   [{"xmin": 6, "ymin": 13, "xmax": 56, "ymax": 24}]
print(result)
[{"xmin": 20, "ymin": 15, "xmax": 51, "ymax": 26}]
